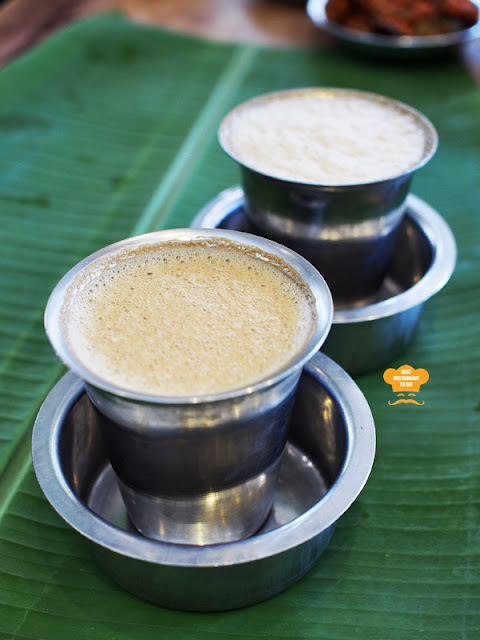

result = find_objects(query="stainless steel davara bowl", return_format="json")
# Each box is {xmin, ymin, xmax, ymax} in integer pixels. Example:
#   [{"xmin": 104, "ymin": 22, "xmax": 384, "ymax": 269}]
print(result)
[
  {"xmin": 192, "ymin": 186, "xmax": 456, "ymax": 376},
  {"xmin": 32, "ymin": 352, "xmax": 375, "ymax": 612}
]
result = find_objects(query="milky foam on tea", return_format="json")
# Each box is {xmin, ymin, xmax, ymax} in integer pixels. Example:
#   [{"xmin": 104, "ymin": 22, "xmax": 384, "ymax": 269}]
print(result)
[
  {"xmin": 220, "ymin": 90, "xmax": 428, "ymax": 185},
  {"xmin": 61, "ymin": 238, "xmax": 317, "ymax": 396}
]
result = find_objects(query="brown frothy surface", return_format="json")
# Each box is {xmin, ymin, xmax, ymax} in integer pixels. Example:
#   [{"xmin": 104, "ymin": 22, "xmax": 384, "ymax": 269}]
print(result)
[{"xmin": 61, "ymin": 238, "xmax": 317, "ymax": 396}]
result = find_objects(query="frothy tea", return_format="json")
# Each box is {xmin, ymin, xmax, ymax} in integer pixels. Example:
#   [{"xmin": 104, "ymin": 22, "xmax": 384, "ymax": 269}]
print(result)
[
  {"xmin": 61, "ymin": 237, "xmax": 317, "ymax": 396},
  {"xmin": 219, "ymin": 89, "xmax": 429, "ymax": 185}
]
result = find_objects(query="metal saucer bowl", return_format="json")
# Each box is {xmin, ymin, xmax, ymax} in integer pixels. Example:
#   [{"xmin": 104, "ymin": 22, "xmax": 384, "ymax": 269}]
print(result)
[
  {"xmin": 32, "ymin": 353, "xmax": 375, "ymax": 612},
  {"xmin": 307, "ymin": 0, "xmax": 480, "ymax": 60},
  {"xmin": 191, "ymin": 186, "xmax": 456, "ymax": 376}
]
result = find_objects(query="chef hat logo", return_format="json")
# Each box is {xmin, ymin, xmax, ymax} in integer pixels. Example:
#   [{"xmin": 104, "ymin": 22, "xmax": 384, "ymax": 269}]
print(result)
[{"xmin": 383, "ymin": 364, "xmax": 429, "ymax": 393}]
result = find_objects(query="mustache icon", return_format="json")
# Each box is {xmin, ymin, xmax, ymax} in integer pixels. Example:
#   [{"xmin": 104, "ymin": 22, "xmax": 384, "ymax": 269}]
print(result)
[{"xmin": 388, "ymin": 398, "xmax": 425, "ymax": 405}]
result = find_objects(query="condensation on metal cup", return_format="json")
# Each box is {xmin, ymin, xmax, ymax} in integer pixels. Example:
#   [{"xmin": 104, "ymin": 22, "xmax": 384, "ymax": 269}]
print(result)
[
  {"xmin": 218, "ymin": 87, "xmax": 438, "ymax": 302},
  {"xmin": 44, "ymin": 228, "xmax": 333, "ymax": 546}
]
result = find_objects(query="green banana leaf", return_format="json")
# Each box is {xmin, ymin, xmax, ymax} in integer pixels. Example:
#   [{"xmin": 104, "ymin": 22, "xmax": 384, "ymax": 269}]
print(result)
[{"xmin": 0, "ymin": 13, "xmax": 479, "ymax": 639}]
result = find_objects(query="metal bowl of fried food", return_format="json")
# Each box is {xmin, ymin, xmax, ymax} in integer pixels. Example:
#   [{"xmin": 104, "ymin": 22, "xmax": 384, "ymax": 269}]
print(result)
[{"xmin": 307, "ymin": 0, "xmax": 480, "ymax": 59}]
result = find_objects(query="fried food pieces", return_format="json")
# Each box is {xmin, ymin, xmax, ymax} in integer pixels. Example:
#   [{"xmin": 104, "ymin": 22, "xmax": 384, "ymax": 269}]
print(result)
[{"xmin": 325, "ymin": 0, "xmax": 479, "ymax": 36}]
